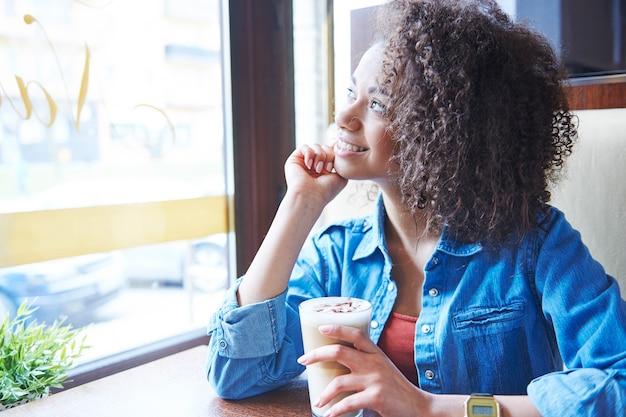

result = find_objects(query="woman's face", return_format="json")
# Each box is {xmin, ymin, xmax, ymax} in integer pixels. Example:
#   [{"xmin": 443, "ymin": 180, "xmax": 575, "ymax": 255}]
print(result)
[{"xmin": 332, "ymin": 44, "xmax": 395, "ymax": 184}]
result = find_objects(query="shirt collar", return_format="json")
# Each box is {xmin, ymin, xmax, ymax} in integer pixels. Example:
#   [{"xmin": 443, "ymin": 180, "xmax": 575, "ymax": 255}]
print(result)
[
  {"xmin": 352, "ymin": 193, "xmax": 482, "ymax": 259},
  {"xmin": 352, "ymin": 194, "xmax": 386, "ymax": 261},
  {"xmin": 437, "ymin": 226, "xmax": 483, "ymax": 256}
]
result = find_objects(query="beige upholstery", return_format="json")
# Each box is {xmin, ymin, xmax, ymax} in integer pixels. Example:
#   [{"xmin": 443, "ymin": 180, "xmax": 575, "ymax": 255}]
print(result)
[{"xmin": 551, "ymin": 108, "xmax": 626, "ymax": 298}]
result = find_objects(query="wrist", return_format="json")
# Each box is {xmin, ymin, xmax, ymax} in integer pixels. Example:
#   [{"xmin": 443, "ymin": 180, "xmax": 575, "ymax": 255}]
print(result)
[
  {"xmin": 420, "ymin": 393, "xmax": 471, "ymax": 417},
  {"xmin": 418, "ymin": 391, "xmax": 452, "ymax": 417},
  {"xmin": 282, "ymin": 188, "xmax": 330, "ymax": 215}
]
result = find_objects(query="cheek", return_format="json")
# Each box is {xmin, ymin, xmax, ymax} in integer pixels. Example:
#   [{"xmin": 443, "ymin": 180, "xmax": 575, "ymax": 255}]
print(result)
[
  {"xmin": 373, "ymin": 129, "xmax": 394, "ymax": 159},
  {"xmin": 375, "ymin": 130, "xmax": 397, "ymax": 174}
]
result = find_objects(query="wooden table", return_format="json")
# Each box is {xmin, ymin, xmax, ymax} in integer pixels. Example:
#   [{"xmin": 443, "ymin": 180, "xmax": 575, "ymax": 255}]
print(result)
[{"xmin": 1, "ymin": 345, "xmax": 380, "ymax": 416}]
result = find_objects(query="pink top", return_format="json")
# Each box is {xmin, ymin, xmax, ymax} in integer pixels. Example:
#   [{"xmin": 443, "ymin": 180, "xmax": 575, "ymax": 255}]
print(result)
[{"xmin": 377, "ymin": 311, "xmax": 418, "ymax": 386}]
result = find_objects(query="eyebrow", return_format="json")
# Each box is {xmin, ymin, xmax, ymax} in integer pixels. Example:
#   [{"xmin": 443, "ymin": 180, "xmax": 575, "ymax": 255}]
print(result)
[{"xmin": 351, "ymin": 75, "xmax": 390, "ymax": 97}]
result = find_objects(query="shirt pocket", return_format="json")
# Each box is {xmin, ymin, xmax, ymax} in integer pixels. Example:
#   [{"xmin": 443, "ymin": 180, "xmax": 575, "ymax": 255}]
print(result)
[
  {"xmin": 452, "ymin": 301, "xmax": 534, "ymax": 394},
  {"xmin": 453, "ymin": 301, "xmax": 525, "ymax": 331}
]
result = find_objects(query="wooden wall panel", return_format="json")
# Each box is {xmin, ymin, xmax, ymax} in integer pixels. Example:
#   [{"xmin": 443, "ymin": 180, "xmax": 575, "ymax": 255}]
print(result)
[{"xmin": 565, "ymin": 78, "xmax": 626, "ymax": 110}]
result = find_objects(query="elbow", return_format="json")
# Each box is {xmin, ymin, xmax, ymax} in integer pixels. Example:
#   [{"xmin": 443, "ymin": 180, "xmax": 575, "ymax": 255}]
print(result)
[
  {"xmin": 207, "ymin": 364, "xmax": 300, "ymax": 400},
  {"xmin": 211, "ymin": 383, "xmax": 248, "ymax": 401},
  {"xmin": 207, "ymin": 369, "xmax": 249, "ymax": 400},
  {"xmin": 207, "ymin": 364, "xmax": 264, "ymax": 400},
  {"xmin": 208, "ymin": 372, "xmax": 270, "ymax": 400}
]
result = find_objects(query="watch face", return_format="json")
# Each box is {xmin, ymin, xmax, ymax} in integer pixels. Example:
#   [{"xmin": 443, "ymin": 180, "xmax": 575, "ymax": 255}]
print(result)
[
  {"xmin": 471, "ymin": 404, "xmax": 496, "ymax": 416},
  {"xmin": 466, "ymin": 395, "xmax": 500, "ymax": 417}
]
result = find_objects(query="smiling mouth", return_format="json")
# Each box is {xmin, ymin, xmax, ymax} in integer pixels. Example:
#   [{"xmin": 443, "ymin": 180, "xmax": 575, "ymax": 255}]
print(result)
[{"xmin": 335, "ymin": 139, "xmax": 367, "ymax": 152}]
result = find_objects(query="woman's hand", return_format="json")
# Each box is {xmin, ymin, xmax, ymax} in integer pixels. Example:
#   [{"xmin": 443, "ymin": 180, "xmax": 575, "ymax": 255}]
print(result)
[
  {"xmin": 297, "ymin": 325, "xmax": 432, "ymax": 417},
  {"xmin": 284, "ymin": 143, "xmax": 348, "ymax": 208}
]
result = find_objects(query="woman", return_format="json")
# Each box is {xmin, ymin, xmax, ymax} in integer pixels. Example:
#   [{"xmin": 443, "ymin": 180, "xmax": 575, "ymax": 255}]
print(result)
[{"xmin": 206, "ymin": 1, "xmax": 626, "ymax": 416}]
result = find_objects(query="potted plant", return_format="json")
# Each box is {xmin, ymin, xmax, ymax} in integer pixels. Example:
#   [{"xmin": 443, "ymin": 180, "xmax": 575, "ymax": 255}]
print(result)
[{"xmin": 0, "ymin": 301, "xmax": 88, "ymax": 410}]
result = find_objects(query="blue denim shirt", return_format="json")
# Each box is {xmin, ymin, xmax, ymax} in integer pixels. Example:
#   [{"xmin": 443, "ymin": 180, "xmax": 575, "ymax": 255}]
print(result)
[{"xmin": 207, "ymin": 196, "xmax": 626, "ymax": 416}]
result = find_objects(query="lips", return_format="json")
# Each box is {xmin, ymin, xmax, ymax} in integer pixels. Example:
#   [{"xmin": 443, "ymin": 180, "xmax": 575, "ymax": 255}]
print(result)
[{"xmin": 335, "ymin": 138, "xmax": 367, "ymax": 153}]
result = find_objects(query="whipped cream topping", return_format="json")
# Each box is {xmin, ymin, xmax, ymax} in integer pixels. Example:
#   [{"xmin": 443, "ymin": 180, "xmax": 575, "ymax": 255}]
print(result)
[{"xmin": 312, "ymin": 298, "xmax": 368, "ymax": 313}]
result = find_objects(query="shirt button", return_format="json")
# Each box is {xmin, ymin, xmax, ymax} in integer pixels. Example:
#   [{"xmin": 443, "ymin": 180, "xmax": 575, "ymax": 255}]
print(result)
[
  {"xmin": 421, "ymin": 324, "xmax": 431, "ymax": 334},
  {"xmin": 371, "ymin": 320, "xmax": 379, "ymax": 329},
  {"xmin": 428, "ymin": 288, "xmax": 439, "ymax": 297},
  {"xmin": 431, "ymin": 256, "xmax": 439, "ymax": 265},
  {"xmin": 219, "ymin": 340, "xmax": 227, "ymax": 349},
  {"xmin": 387, "ymin": 283, "xmax": 395, "ymax": 292},
  {"xmin": 424, "ymin": 370, "xmax": 435, "ymax": 380}
]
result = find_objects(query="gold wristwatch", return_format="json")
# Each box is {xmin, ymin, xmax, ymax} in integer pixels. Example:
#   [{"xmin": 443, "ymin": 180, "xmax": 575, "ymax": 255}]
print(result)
[{"xmin": 464, "ymin": 393, "xmax": 501, "ymax": 417}]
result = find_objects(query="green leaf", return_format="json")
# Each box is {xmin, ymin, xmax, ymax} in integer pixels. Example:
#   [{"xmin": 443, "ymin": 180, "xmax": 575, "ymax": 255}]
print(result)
[{"xmin": 0, "ymin": 300, "xmax": 89, "ymax": 407}]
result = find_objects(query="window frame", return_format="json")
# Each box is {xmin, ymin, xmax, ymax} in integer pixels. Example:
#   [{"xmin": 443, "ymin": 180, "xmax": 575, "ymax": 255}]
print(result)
[{"xmin": 229, "ymin": 0, "xmax": 296, "ymax": 275}]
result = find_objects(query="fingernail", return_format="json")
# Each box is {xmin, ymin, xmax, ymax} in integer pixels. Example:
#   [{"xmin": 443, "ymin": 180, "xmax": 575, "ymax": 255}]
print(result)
[
  {"xmin": 326, "ymin": 162, "xmax": 333, "ymax": 172},
  {"xmin": 306, "ymin": 158, "xmax": 313, "ymax": 170},
  {"xmin": 315, "ymin": 161, "xmax": 323, "ymax": 173},
  {"xmin": 297, "ymin": 355, "xmax": 307, "ymax": 364},
  {"xmin": 318, "ymin": 325, "xmax": 332, "ymax": 333}
]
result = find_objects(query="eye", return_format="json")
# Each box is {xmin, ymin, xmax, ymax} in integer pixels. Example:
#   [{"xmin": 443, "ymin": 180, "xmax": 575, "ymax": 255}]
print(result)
[
  {"xmin": 370, "ymin": 99, "xmax": 386, "ymax": 114},
  {"xmin": 346, "ymin": 87, "xmax": 356, "ymax": 101}
]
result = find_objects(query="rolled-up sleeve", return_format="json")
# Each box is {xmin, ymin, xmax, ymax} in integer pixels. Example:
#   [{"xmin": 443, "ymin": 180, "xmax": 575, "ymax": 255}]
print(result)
[
  {"xmin": 528, "ymin": 368, "xmax": 626, "ymax": 417},
  {"xmin": 206, "ymin": 279, "xmax": 304, "ymax": 399},
  {"xmin": 209, "ymin": 280, "xmax": 288, "ymax": 359}
]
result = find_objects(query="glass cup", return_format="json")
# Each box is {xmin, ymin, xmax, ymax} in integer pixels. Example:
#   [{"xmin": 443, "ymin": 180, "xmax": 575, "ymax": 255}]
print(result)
[{"xmin": 299, "ymin": 296, "xmax": 372, "ymax": 417}]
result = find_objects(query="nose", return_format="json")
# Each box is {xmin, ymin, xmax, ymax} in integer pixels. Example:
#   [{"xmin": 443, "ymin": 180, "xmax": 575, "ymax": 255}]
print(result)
[{"xmin": 335, "ymin": 104, "xmax": 361, "ymax": 131}]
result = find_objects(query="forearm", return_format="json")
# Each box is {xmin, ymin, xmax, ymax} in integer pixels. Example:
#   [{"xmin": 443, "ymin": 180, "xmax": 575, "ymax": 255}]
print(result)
[{"xmin": 237, "ymin": 190, "xmax": 327, "ymax": 306}]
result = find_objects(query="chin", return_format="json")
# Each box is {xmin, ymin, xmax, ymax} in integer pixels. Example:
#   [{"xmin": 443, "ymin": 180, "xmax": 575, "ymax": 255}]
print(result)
[
  {"xmin": 332, "ymin": 161, "xmax": 352, "ymax": 178},
  {"xmin": 333, "ymin": 164, "xmax": 367, "ymax": 181}
]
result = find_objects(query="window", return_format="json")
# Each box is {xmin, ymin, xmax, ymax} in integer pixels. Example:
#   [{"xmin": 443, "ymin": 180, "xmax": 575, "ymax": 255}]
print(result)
[
  {"xmin": 500, "ymin": 0, "xmax": 626, "ymax": 78},
  {"xmin": 0, "ymin": 0, "xmax": 230, "ymax": 369}
]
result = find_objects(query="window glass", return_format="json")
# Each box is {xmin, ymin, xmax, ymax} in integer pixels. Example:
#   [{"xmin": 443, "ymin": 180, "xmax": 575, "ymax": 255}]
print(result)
[
  {"xmin": 0, "ymin": 0, "xmax": 230, "ymax": 363},
  {"xmin": 293, "ymin": 0, "xmax": 331, "ymax": 148},
  {"xmin": 497, "ymin": 0, "xmax": 626, "ymax": 78}
]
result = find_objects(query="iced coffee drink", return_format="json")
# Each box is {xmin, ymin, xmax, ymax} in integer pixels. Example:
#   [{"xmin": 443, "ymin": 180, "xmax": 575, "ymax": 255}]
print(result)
[{"xmin": 299, "ymin": 297, "xmax": 372, "ymax": 417}]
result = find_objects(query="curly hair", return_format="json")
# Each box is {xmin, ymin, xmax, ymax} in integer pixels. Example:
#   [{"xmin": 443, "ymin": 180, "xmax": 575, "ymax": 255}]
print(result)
[{"xmin": 375, "ymin": 0, "xmax": 577, "ymax": 245}]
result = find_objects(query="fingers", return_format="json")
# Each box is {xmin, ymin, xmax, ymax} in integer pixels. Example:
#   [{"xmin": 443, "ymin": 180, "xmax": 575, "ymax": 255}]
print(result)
[
  {"xmin": 298, "ymin": 343, "xmax": 350, "ymax": 369},
  {"xmin": 316, "ymin": 372, "xmax": 371, "ymax": 415},
  {"xmin": 319, "ymin": 324, "xmax": 377, "ymax": 354},
  {"xmin": 297, "ymin": 325, "xmax": 423, "ymax": 417},
  {"xmin": 300, "ymin": 144, "xmax": 335, "ymax": 174},
  {"xmin": 297, "ymin": 325, "xmax": 377, "ymax": 368}
]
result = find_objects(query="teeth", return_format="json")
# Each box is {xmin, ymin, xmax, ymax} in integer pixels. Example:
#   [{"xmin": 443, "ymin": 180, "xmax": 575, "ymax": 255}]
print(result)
[{"xmin": 336, "ymin": 139, "xmax": 366, "ymax": 152}]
